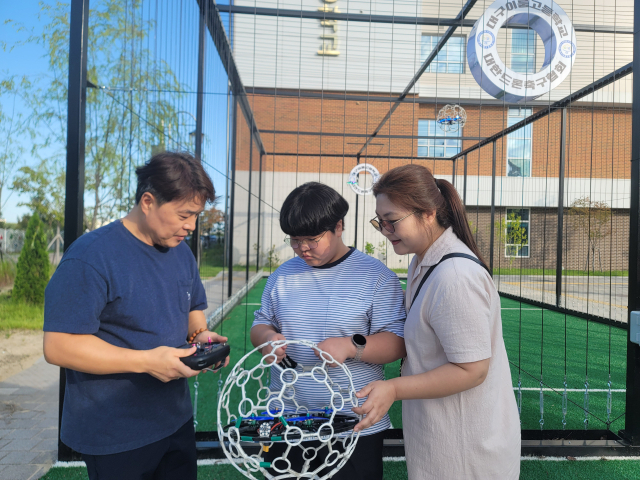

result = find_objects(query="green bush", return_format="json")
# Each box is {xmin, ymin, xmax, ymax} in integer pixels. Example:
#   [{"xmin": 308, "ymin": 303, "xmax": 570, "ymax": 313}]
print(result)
[{"xmin": 12, "ymin": 214, "xmax": 49, "ymax": 304}]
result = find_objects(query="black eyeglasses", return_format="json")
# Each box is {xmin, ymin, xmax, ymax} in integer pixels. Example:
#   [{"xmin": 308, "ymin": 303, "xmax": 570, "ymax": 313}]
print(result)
[
  {"xmin": 370, "ymin": 211, "xmax": 418, "ymax": 234},
  {"xmin": 284, "ymin": 231, "xmax": 328, "ymax": 249}
]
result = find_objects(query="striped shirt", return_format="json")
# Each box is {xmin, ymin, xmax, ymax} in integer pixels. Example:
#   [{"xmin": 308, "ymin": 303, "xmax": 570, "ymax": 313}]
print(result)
[{"xmin": 252, "ymin": 247, "xmax": 406, "ymax": 435}]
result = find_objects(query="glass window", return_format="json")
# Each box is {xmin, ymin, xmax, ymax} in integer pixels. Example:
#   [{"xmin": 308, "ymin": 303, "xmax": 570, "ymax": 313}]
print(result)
[
  {"xmin": 505, "ymin": 208, "xmax": 530, "ymax": 258},
  {"xmin": 422, "ymin": 36, "xmax": 465, "ymax": 74},
  {"xmin": 511, "ymin": 29, "xmax": 536, "ymax": 74},
  {"xmin": 418, "ymin": 120, "xmax": 462, "ymax": 158},
  {"xmin": 507, "ymin": 108, "xmax": 532, "ymax": 177}
]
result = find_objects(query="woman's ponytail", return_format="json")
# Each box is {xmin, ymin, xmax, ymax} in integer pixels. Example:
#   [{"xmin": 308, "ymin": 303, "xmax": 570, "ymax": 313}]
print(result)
[
  {"xmin": 435, "ymin": 178, "xmax": 488, "ymax": 270},
  {"xmin": 373, "ymin": 164, "xmax": 488, "ymax": 271}
]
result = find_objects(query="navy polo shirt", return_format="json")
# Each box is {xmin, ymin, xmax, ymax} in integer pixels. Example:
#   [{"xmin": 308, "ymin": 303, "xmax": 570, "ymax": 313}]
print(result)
[{"xmin": 44, "ymin": 220, "xmax": 207, "ymax": 455}]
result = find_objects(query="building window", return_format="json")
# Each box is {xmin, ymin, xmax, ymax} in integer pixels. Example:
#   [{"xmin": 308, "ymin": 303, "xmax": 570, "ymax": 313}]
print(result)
[
  {"xmin": 422, "ymin": 36, "xmax": 465, "ymax": 74},
  {"xmin": 511, "ymin": 29, "xmax": 536, "ymax": 74},
  {"xmin": 507, "ymin": 108, "xmax": 532, "ymax": 177},
  {"xmin": 418, "ymin": 120, "xmax": 462, "ymax": 158},
  {"xmin": 505, "ymin": 208, "xmax": 530, "ymax": 258}
]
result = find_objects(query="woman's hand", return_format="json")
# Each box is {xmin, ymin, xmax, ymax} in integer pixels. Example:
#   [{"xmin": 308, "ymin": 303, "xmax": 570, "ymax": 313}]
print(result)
[
  {"xmin": 315, "ymin": 337, "xmax": 356, "ymax": 367},
  {"xmin": 352, "ymin": 380, "xmax": 397, "ymax": 432}
]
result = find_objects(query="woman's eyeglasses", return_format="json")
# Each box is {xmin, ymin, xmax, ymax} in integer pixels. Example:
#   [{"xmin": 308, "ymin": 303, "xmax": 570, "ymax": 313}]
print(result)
[
  {"xmin": 370, "ymin": 211, "xmax": 419, "ymax": 234},
  {"xmin": 284, "ymin": 231, "xmax": 328, "ymax": 249}
]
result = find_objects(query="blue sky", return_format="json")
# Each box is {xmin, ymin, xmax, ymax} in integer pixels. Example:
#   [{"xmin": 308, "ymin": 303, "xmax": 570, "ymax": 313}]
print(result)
[
  {"xmin": 1, "ymin": 1, "xmax": 53, "ymax": 223},
  {"xmin": 1, "ymin": 1, "xmax": 234, "ymax": 225}
]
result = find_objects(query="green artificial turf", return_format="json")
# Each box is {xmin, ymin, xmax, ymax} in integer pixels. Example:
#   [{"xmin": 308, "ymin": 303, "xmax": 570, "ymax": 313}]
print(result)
[
  {"xmin": 40, "ymin": 459, "xmax": 640, "ymax": 480},
  {"xmin": 189, "ymin": 278, "xmax": 626, "ymax": 433},
  {"xmin": 501, "ymin": 296, "xmax": 626, "ymax": 431}
]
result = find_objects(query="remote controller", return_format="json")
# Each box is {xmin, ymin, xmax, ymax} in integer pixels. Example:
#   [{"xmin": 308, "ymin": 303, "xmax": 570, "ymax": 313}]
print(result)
[{"xmin": 179, "ymin": 342, "xmax": 230, "ymax": 371}]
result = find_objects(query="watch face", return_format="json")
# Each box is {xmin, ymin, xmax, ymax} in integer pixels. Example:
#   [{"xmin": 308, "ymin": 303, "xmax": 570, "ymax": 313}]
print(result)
[{"xmin": 353, "ymin": 334, "xmax": 366, "ymax": 347}]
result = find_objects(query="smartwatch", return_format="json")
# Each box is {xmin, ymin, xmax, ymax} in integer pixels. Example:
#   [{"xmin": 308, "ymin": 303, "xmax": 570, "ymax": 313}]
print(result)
[{"xmin": 351, "ymin": 334, "xmax": 367, "ymax": 362}]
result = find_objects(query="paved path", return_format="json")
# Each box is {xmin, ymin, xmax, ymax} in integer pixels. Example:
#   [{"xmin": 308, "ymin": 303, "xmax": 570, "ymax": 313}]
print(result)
[
  {"xmin": 495, "ymin": 275, "xmax": 628, "ymax": 323},
  {"xmin": 0, "ymin": 357, "xmax": 59, "ymax": 480}
]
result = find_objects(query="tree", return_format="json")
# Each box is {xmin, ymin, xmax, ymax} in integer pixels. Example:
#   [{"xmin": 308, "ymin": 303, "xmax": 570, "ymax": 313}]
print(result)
[
  {"xmin": 8, "ymin": 1, "xmax": 186, "ymax": 230},
  {"xmin": 200, "ymin": 206, "xmax": 225, "ymax": 237},
  {"xmin": 496, "ymin": 211, "xmax": 528, "ymax": 266},
  {"xmin": 12, "ymin": 213, "xmax": 49, "ymax": 304},
  {"xmin": 11, "ymin": 161, "xmax": 65, "ymax": 231},
  {"xmin": 0, "ymin": 75, "xmax": 32, "ymax": 220},
  {"xmin": 568, "ymin": 196, "xmax": 612, "ymax": 272}
]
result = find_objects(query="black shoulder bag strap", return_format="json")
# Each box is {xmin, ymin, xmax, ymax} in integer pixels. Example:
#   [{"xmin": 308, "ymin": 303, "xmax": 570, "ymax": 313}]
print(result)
[{"xmin": 409, "ymin": 253, "xmax": 490, "ymax": 310}]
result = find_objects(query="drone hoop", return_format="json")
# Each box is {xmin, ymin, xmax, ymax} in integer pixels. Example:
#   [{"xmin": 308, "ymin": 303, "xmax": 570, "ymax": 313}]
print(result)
[{"xmin": 217, "ymin": 339, "xmax": 361, "ymax": 480}]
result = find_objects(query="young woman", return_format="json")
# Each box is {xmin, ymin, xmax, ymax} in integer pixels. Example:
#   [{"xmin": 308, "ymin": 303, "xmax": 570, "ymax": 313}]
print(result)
[
  {"xmin": 352, "ymin": 165, "xmax": 520, "ymax": 479},
  {"xmin": 250, "ymin": 182, "xmax": 407, "ymax": 480}
]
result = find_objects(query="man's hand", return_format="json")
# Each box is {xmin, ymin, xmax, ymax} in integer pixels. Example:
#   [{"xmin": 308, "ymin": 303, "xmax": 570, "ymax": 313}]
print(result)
[
  {"xmin": 260, "ymin": 333, "xmax": 287, "ymax": 363},
  {"xmin": 315, "ymin": 337, "xmax": 356, "ymax": 367},
  {"xmin": 352, "ymin": 380, "xmax": 397, "ymax": 432},
  {"xmin": 143, "ymin": 345, "xmax": 200, "ymax": 383}
]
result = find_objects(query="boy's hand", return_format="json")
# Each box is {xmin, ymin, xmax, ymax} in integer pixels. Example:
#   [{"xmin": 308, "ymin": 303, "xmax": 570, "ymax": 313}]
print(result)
[
  {"xmin": 261, "ymin": 333, "xmax": 287, "ymax": 363},
  {"xmin": 315, "ymin": 337, "xmax": 357, "ymax": 367}
]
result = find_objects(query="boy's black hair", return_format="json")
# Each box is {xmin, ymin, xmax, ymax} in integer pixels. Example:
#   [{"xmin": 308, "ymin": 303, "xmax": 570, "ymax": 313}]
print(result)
[{"xmin": 280, "ymin": 182, "xmax": 349, "ymax": 236}]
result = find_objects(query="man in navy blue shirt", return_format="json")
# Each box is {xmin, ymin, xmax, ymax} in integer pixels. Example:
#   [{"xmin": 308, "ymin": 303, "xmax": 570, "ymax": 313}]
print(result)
[{"xmin": 44, "ymin": 151, "xmax": 228, "ymax": 480}]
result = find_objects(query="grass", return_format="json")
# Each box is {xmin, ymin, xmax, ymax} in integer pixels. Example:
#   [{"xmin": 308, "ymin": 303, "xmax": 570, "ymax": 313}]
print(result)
[
  {"xmin": 40, "ymin": 459, "xmax": 640, "ymax": 479},
  {"xmin": 0, "ymin": 258, "xmax": 16, "ymax": 287},
  {"xmin": 186, "ymin": 280, "xmax": 627, "ymax": 433},
  {"xmin": 494, "ymin": 268, "xmax": 628, "ymax": 277},
  {"xmin": 392, "ymin": 267, "xmax": 629, "ymax": 277},
  {"xmin": 501, "ymin": 297, "xmax": 626, "ymax": 431},
  {"xmin": 0, "ymin": 291, "xmax": 44, "ymax": 330}
]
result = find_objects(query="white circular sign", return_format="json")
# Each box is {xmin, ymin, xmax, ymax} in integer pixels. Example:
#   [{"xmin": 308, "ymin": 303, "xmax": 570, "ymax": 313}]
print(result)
[
  {"xmin": 347, "ymin": 164, "xmax": 380, "ymax": 196},
  {"xmin": 467, "ymin": 0, "xmax": 577, "ymax": 103}
]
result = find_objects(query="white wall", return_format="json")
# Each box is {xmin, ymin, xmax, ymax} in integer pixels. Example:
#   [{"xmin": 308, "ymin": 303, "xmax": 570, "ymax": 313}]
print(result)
[
  {"xmin": 232, "ymin": 0, "xmax": 634, "ymax": 103},
  {"xmin": 231, "ymin": 170, "xmax": 630, "ymax": 269}
]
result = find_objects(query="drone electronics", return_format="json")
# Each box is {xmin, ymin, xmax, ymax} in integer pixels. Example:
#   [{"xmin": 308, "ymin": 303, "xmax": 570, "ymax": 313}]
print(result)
[
  {"xmin": 179, "ymin": 341, "xmax": 230, "ymax": 371},
  {"xmin": 436, "ymin": 104, "xmax": 467, "ymax": 133},
  {"xmin": 217, "ymin": 339, "xmax": 361, "ymax": 479}
]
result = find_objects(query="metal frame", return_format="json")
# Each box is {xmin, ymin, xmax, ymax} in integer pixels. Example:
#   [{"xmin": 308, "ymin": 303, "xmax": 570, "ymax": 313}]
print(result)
[
  {"xmin": 621, "ymin": 0, "xmax": 640, "ymax": 446},
  {"xmin": 190, "ymin": 0, "xmax": 207, "ymax": 264},
  {"xmin": 215, "ymin": 4, "xmax": 632, "ymax": 34},
  {"xmin": 59, "ymin": 0, "xmax": 90, "ymax": 462},
  {"xmin": 356, "ymin": 0, "xmax": 479, "ymax": 156}
]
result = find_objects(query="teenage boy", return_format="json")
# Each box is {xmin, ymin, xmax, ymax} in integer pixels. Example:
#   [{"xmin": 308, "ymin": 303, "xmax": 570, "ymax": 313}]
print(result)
[
  {"xmin": 250, "ymin": 182, "xmax": 406, "ymax": 480},
  {"xmin": 43, "ymin": 152, "xmax": 229, "ymax": 480}
]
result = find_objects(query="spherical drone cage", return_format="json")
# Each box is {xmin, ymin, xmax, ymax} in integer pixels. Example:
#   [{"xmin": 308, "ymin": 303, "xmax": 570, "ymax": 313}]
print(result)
[
  {"xmin": 437, "ymin": 104, "xmax": 467, "ymax": 133},
  {"xmin": 217, "ymin": 339, "xmax": 362, "ymax": 480}
]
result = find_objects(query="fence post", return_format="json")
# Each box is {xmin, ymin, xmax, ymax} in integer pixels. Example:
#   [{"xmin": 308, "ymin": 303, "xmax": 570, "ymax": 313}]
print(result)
[
  {"xmin": 623, "ymin": 0, "xmax": 640, "ymax": 445},
  {"xmin": 245, "ymin": 138, "xmax": 253, "ymax": 283},
  {"xmin": 556, "ymin": 108, "xmax": 567, "ymax": 307},
  {"xmin": 191, "ymin": 0, "xmax": 207, "ymax": 266},
  {"xmin": 463, "ymin": 154, "xmax": 468, "ymax": 206},
  {"xmin": 59, "ymin": 0, "xmax": 90, "ymax": 462},
  {"xmin": 489, "ymin": 142, "xmax": 496, "ymax": 275},
  {"xmin": 255, "ymin": 154, "xmax": 263, "ymax": 272},
  {"xmin": 228, "ymin": 96, "xmax": 238, "ymax": 298}
]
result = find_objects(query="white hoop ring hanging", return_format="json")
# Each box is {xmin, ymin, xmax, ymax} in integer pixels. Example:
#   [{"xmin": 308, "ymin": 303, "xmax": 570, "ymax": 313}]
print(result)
[
  {"xmin": 347, "ymin": 163, "xmax": 380, "ymax": 196},
  {"xmin": 467, "ymin": 0, "xmax": 577, "ymax": 103}
]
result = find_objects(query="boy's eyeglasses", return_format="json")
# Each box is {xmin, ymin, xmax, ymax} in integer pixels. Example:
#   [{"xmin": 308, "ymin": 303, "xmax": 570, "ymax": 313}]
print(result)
[
  {"xmin": 284, "ymin": 231, "xmax": 328, "ymax": 249},
  {"xmin": 370, "ymin": 211, "xmax": 419, "ymax": 234}
]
